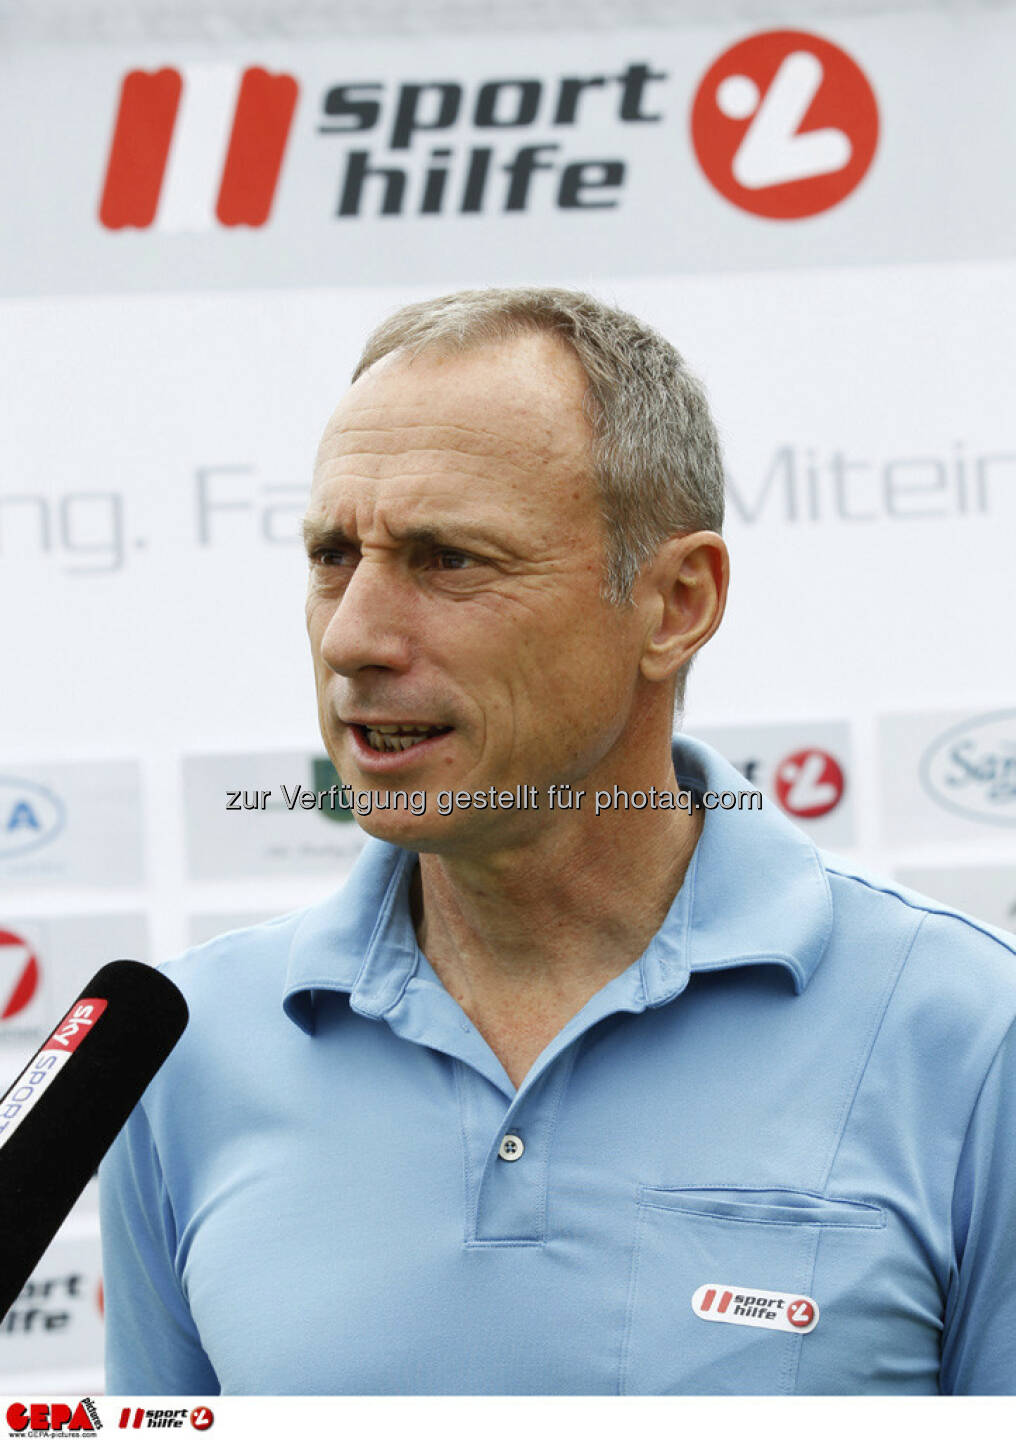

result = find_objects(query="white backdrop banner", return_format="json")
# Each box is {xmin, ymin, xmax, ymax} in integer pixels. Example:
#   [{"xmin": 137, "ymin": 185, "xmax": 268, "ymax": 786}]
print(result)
[{"xmin": 1, "ymin": 3, "xmax": 1015, "ymax": 1396}]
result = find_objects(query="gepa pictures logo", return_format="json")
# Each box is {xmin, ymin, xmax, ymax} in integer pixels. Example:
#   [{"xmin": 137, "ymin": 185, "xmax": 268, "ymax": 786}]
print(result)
[{"xmin": 6, "ymin": 1399, "xmax": 101, "ymax": 1434}]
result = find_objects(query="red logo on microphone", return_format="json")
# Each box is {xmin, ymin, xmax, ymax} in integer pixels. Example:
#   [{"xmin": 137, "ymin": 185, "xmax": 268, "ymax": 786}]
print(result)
[
  {"xmin": 99, "ymin": 66, "xmax": 299, "ymax": 230},
  {"xmin": 691, "ymin": 29, "xmax": 879, "ymax": 218},
  {"xmin": 44, "ymin": 999, "xmax": 108, "ymax": 1054}
]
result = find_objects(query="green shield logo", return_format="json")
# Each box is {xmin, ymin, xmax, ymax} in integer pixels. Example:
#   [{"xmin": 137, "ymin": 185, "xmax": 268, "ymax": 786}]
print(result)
[{"xmin": 311, "ymin": 756, "xmax": 356, "ymax": 823}]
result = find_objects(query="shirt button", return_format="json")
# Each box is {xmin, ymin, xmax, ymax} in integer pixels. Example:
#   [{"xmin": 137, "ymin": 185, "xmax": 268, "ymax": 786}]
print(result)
[{"xmin": 498, "ymin": 1133, "xmax": 525, "ymax": 1162}]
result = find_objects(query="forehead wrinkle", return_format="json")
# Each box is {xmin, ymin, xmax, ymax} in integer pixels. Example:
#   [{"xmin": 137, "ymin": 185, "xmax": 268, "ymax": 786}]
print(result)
[
  {"xmin": 306, "ymin": 491, "xmax": 549, "ymax": 553},
  {"xmin": 308, "ymin": 448, "xmax": 602, "ymax": 563},
  {"xmin": 319, "ymin": 409, "xmax": 580, "ymax": 471},
  {"xmin": 312, "ymin": 449, "xmax": 571, "ymax": 494},
  {"xmin": 328, "ymin": 416, "xmax": 552, "ymax": 450},
  {"xmin": 305, "ymin": 468, "xmax": 596, "ymax": 564}
]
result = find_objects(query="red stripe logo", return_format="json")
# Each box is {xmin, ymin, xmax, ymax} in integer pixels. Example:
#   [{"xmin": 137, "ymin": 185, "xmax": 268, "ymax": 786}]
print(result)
[
  {"xmin": 0, "ymin": 929, "xmax": 40, "ymax": 1021},
  {"xmin": 216, "ymin": 69, "xmax": 300, "ymax": 225},
  {"xmin": 99, "ymin": 65, "xmax": 299, "ymax": 230},
  {"xmin": 99, "ymin": 68, "xmax": 182, "ymax": 228}
]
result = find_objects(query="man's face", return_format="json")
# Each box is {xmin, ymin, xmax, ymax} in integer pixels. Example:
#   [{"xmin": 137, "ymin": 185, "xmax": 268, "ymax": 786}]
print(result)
[{"xmin": 305, "ymin": 331, "xmax": 648, "ymax": 853}]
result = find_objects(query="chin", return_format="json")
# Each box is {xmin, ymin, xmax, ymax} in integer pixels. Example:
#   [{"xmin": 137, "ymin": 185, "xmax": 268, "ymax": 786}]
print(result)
[{"xmin": 349, "ymin": 809, "xmax": 441, "ymax": 851}]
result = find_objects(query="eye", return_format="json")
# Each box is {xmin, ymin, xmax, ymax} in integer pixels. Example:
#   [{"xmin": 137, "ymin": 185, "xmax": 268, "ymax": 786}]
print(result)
[
  {"xmin": 308, "ymin": 546, "xmax": 355, "ymax": 568},
  {"xmin": 434, "ymin": 549, "xmax": 474, "ymax": 570}
]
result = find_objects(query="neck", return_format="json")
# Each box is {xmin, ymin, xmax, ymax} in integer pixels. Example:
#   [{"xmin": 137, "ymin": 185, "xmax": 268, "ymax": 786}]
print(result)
[{"xmin": 412, "ymin": 753, "xmax": 702, "ymax": 1023}]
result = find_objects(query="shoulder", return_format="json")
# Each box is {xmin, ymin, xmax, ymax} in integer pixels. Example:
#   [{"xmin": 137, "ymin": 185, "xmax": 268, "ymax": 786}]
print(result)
[
  {"xmin": 136, "ymin": 904, "xmax": 338, "ymax": 1156},
  {"xmin": 153, "ymin": 839, "xmax": 412, "ymax": 1059},
  {"xmin": 821, "ymin": 852, "xmax": 1016, "ymax": 1048},
  {"xmin": 157, "ymin": 908, "xmax": 307, "ymax": 1006},
  {"xmin": 822, "ymin": 851, "xmax": 1016, "ymax": 974},
  {"xmin": 145, "ymin": 909, "xmax": 317, "ymax": 1099}
]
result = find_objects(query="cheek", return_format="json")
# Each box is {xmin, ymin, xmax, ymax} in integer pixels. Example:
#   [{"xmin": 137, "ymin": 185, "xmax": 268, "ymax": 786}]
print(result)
[
  {"xmin": 306, "ymin": 589, "xmax": 337, "ymax": 633},
  {"xmin": 556, "ymin": 634, "xmax": 635, "ymax": 716}
]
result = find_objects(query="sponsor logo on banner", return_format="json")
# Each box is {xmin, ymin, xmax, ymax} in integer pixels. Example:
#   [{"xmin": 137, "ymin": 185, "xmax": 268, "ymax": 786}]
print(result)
[
  {"xmin": 690, "ymin": 29, "xmax": 879, "ymax": 218},
  {"xmin": 919, "ymin": 710, "xmax": 1016, "ymax": 826},
  {"xmin": 691, "ymin": 1284, "xmax": 819, "ymax": 1332},
  {"xmin": 5, "ymin": 1399, "xmax": 101, "ymax": 1434},
  {"xmin": 0, "ymin": 779, "xmax": 65, "ymax": 861},
  {"xmin": 880, "ymin": 712, "xmax": 1016, "ymax": 847},
  {"xmin": 0, "ymin": 915, "xmax": 148, "ymax": 1053},
  {"xmin": 99, "ymin": 59, "xmax": 665, "ymax": 226},
  {"xmin": 0, "ymin": 930, "xmax": 41, "ymax": 1021},
  {"xmin": 97, "ymin": 34, "xmax": 879, "ymax": 232},
  {"xmin": 188, "ymin": 1414, "xmax": 213, "ymax": 1433},
  {"xmin": 99, "ymin": 66, "xmax": 300, "ymax": 230},
  {"xmin": 0, "ymin": 763, "xmax": 144, "ymax": 887},
  {"xmin": 773, "ymin": 747, "xmax": 845, "ymax": 818},
  {"xmin": 1, "ymin": 1261, "xmax": 103, "ymax": 1350},
  {"xmin": 311, "ymin": 756, "xmax": 357, "ymax": 825},
  {"xmin": 185, "ymin": 750, "xmax": 367, "ymax": 878},
  {"xmin": 695, "ymin": 721, "xmax": 853, "ymax": 845}
]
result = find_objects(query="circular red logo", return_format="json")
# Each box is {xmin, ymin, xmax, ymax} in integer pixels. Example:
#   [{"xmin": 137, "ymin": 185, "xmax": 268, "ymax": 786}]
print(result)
[
  {"xmin": 190, "ymin": 1408, "xmax": 214, "ymax": 1430},
  {"xmin": 787, "ymin": 1297, "xmax": 816, "ymax": 1328},
  {"xmin": 774, "ymin": 748, "xmax": 845, "ymax": 819},
  {"xmin": 0, "ymin": 929, "xmax": 40, "ymax": 1021},
  {"xmin": 690, "ymin": 29, "xmax": 879, "ymax": 218}
]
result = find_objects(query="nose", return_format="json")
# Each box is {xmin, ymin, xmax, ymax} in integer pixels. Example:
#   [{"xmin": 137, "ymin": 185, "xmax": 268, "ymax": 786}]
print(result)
[{"xmin": 318, "ymin": 554, "xmax": 414, "ymax": 677}]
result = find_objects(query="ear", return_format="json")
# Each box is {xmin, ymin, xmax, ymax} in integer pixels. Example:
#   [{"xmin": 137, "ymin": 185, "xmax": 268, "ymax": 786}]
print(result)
[{"xmin": 639, "ymin": 532, "xmax": 729, "ymax": 684}]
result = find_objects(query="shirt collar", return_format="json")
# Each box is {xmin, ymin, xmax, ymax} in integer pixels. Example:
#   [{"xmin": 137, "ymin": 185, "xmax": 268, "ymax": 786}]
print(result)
[
  {"xmin": 668, "ymin": 733, "xmax": 832, "ymax": 996},
  {"xmin": 283, "ymin": 735, "xmax": 833, "ymax": 1034}
]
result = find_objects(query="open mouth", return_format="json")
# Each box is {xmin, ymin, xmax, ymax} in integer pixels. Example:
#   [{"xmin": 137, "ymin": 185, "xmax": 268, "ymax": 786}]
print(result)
[{"xmin": 356, "ymin": 723, "xmax": 453, "ymax": 754}]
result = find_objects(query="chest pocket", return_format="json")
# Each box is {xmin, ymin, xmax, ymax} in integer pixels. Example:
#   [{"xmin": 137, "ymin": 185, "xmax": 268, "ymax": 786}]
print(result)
[{"xmin": 619, "ymin": 1186, "xmax": 886, "ymax": 1395}]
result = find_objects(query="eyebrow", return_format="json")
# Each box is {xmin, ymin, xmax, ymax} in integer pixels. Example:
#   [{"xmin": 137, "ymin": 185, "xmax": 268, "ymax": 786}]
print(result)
[{"xmin": 301, "ymin": 517, "xmax": 510, "ymax": 553}]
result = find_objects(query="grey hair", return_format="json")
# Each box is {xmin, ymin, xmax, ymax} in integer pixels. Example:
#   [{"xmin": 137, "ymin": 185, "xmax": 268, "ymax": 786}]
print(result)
[{"xmin": 351, "ymin": 286, "xmax": 726, "ymax": 708}]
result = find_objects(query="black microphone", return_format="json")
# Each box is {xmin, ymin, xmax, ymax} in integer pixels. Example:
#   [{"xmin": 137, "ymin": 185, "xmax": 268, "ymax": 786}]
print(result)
[{"xmin": 0, "ymin": 959, "xmax": 188, "ymax": 1319}]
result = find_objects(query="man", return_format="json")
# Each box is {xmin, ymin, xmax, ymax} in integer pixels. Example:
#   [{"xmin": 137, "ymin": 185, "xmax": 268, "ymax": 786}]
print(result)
[{"xmin": 100, "ymin": 287, "xmax": 1016, "ymax": 1395}]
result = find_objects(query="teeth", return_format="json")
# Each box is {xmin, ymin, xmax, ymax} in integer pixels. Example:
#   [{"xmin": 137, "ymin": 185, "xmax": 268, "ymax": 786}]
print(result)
[
  {"xmin": 370, "ymin": 724, "xmax": 437, "ymax": 734},
  {"xmin": 363, "ymin": 725, "xmax": 445, "ymax": 753}
]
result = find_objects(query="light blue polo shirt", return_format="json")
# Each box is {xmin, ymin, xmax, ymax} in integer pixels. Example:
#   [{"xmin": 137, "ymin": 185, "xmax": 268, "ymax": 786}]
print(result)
[{"xmin": 99, "ymin": 737, "xmax": 1016, "ymax": 1395}]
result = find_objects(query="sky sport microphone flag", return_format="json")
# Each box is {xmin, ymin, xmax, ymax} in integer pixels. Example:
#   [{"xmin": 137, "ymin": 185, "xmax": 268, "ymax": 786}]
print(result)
[{"xmin": 0, "ymin": 959, "xmax": 188, "ymax": 1319}]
